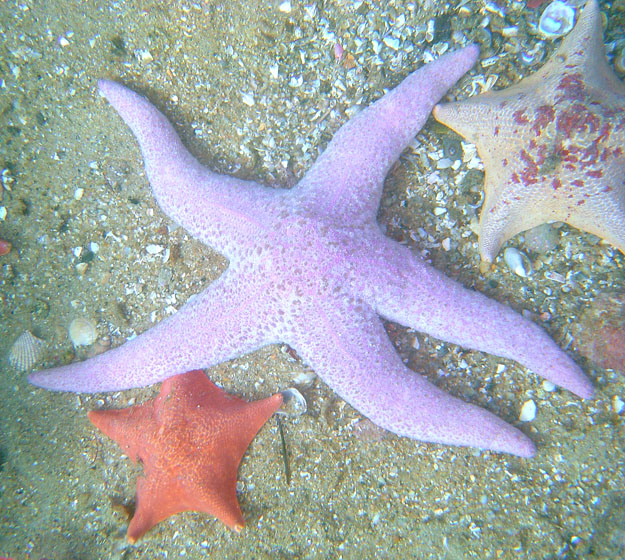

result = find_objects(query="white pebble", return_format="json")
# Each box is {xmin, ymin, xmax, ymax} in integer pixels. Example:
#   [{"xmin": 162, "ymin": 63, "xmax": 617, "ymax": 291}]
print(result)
[
  {"xmin": 278, "ymin": 1, "xmax": 291, "ymax": 13},
  {"xmin": 240, "ymin": 92, "xmax": 255, "ymax": 107},
  {"xmin": 145, "ymin": 244, "xmax": 163, "ymax": 254},
  {"xmin": 74, "ymin": 187, "xmax": 84, "ymax": 200},
  {"xmin": 0, "ymin": 206, "xmax": 6, "ymax": 220},
  {"xmin": 542, "ymin": 380, "xmax": 556, "ymax": 392},
  {"xmin": 383, "ymin": 36, "xmax": 400, "ymax": 51},
  {"xmin": 613, "ymin": 395, "xmax": 624, "ymax": 414},
  {"xmin": 519, "ymin": 399, "xmax": 537, "ymax": 422}
]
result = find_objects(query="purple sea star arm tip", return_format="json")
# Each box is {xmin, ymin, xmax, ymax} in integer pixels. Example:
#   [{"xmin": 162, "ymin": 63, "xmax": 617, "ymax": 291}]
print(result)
[{"xmin": 297, "ymin": 44, "xmax": 479, "ymax": 217}]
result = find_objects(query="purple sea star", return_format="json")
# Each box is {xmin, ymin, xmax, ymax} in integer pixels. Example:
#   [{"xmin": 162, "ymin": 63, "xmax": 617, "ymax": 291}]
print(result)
[{"xmin": 30, "ymin": 45, "xmax": 593, "ymax": 457}]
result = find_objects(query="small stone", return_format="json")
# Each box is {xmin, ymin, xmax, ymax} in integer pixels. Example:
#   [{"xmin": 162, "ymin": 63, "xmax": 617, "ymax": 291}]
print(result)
[
  {"xmin": 383, "ymin": 36, "xmax": 401, "ymax": 51},
  {"xmin": 612, "ymin": 395, "xmax": 624, "ymax": 414},
  {"xmin": 542, "ymin": 380, "xmax": 556, "ymax": 392},
  {"xmin": 146, "ymin": 244, "xmax": 164, "ymax": 255},
  {"xmin": 240, "ymin": 92, "xmax": 255, "ymax": 107},
  {"xmin": 76, "ymin": 262, "xmax": 88, "ymax": 275},
  {"xmin": 519, "ymin": 399, "xmax": 537, "ymax": 422}
]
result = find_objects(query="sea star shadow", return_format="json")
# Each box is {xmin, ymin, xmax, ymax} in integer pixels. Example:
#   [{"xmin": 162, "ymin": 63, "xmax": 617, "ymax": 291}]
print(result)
[{"xmin": 29, "ymin": 45, "xmax": 593, "ymax": 457}]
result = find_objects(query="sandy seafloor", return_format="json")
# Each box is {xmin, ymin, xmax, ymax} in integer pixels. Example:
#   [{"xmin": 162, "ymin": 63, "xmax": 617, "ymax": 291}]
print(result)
[{"xmin": 0, "ymin": 0, "xmax": 624, "ymax": 558}]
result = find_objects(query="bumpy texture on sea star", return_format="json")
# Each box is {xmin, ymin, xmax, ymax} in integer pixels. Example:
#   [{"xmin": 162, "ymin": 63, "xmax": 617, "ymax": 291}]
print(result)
[
  {"xmin": 89, "ymin": 369, "xmax": 283, "ymax": 542},
  {"xmin": 30, "ymin": 45, "xmax": 593, "ymax": 457},
  {"xmin": 433, "ymin": 0, "xmax": 625, "ymax": 262}
]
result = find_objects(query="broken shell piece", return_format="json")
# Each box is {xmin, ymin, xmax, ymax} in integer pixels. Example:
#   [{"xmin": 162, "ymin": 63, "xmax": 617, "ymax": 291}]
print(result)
[
  {"xmin": 69, "ymin": 317, "xmax": 98, "ymax": 346},
  {"xmin": 292, "ymin": 369, "xmax": 316, "ymax": 388},
  {"xmin": 277, "ymin": 387, "xmax": 307, "ymax": 417},
  {"xmin": 8, "ymin": 331, "xmax": 46, "ymax": 371},
  {"xmin": 538, "ymin": 1, "xmax": 575, "ymax": 39}
]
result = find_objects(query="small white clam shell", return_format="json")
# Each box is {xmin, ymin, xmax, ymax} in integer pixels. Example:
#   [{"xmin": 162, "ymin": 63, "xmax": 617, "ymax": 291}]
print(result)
[
  {"xmin": 8, "ymin": 331, "xmax": 46, "ymax": 371},
  {"xmin": 69, "ymin": 317, "xmax": 98, "ymax": 346},
  {"xmin": 277, "ymin": 387, "xmax": 307, "ymax": 417},
  {"xmin": 503, "ymin": 247, "xmax": 532, "ymax": 277},
  {"xmin": 538, "ymin": 1, "xmax": 576, "ymax": 39}
]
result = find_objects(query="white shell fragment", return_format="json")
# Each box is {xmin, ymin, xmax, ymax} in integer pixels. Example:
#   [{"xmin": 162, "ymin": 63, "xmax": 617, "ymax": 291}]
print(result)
[
  {"xmin": 538, "ymin": 1, "xmax": 576, "ymax": 39},
  {"xmin": 503, "ymin": 247, "xmax": 532, "ymax": 277},
  {"xmin": 519, "ymin": 399, "xmax": 537, "ymax": 422},
  {"xmin": 8, "ymin": 331, "xmax": 46, "ymax": 371},
  {"xmin": 68, "ymin": 317, "xmax": 98, "ymax": 346},
  {"xmin": 277, "ymin": 387, "xmax": 307, "ymax": 417}
]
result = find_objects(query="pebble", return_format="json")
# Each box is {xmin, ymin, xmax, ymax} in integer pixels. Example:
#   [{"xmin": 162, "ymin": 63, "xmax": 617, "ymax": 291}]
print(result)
[
  {"xmin": 145, "ymin": 244, "xmax": 164, "ymax": 255},
  {"xmin": 542, "ymin": 380, "xmax": 556, "ymax": 392},
  {"xmin": 612, "ymin": 396, "xmax": 624, "ymax": 414},
  {"xmin": 519, "ymin": 399, "xmax": 537, "ymax": 422}
]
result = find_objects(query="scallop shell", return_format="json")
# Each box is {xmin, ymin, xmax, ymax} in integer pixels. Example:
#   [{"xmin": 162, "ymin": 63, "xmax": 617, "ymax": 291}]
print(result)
[
  {"xmin": 8, "ymin": 331, "xmax": 46, "ymax": 371},
  {"xmin": 69, "ymin": 317, "xmax": 98, "ymax": 346}
]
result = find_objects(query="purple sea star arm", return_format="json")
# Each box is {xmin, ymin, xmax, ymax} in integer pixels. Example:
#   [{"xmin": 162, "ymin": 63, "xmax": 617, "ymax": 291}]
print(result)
[
  {"xmin": 363, "ymin": 247, "xmax": 593, "ymax": 399},
  {"xmin": 294, "ymin": 45, "xmax": 479, "ymax": 221},
  {"xmin": 98, "ymin": 80, "xmax": 286, "ymax": 260},
  {"xmin": 28, "ymin": 269, "xmax": 280, "ymax": 392},
  {"xmin": 284, "ymin": 293, "xmax": 536, "ymax": 457}
]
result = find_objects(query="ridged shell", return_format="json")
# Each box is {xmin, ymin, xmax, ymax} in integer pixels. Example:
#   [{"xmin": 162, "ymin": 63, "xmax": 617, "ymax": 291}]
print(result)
[
  {"xmin": 69, "ymin": 317, "xmax": 97, "ymax": 346},
  {"xmin": 8, "ymin": 331, "xmax": 45, "ymax": 371}
]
